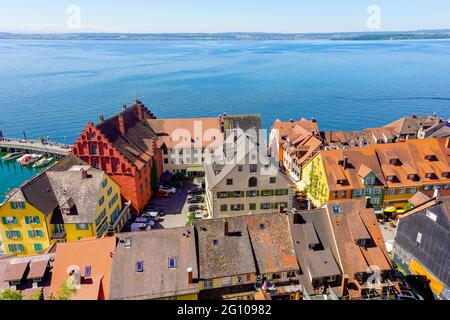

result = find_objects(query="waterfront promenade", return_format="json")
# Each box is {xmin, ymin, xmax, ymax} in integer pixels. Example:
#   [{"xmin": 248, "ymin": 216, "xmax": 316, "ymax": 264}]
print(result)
[{"xmin": 0, "ymin": 138, "xmax": 70, "ymax": 158}]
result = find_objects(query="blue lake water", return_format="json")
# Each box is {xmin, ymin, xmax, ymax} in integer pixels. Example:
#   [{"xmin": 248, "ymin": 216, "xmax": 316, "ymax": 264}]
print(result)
[{"xmin": 1, "ymin": 39, "xmax": 450, "ymax": 199}]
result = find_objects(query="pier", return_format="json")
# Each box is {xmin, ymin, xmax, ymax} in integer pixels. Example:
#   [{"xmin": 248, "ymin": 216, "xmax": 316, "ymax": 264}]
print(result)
[{"xmin": 0, "ymin": 138, "xmax": 71, "ymax": 158}]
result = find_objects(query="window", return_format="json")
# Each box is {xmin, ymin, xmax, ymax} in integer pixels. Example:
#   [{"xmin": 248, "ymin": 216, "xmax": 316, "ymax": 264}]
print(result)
[
  {"xmin": 25, "ymin": 216, "xmax": 40, "ymax": 225},
  {"xmin": 234, "ymin": 191, "xmax": 244, "ymax": 198},
  {"xmin": 107, "ymin": 187, "xmax": 113, "ymax": 196},
  {"xmin": 76, "ymin": 224, "xmax": 89, "ymax": 231},
  {"xmin": 275, "ymin": 189, "xmax": 288, "ymax": 196},
  {"xmin": 249, "ymin": 177, "xmax": 258, "ymax": 188},
  {"xmin": 333, "ymin": 191, "xmax": 339, "ymax": 199},
  {"xmin": 238, "ymin": 165, "xmax": 243, "ymax": 172},
  {"xmin": 332, "ymin": 205, "xmax": 341, "ymax": 215},
  {"xmin": 386, "ymin": 189, "xmax": 395, "ymax": 196},
  {"xmin": 6, "ymin": 231, "xmax": 21, "ymax": 239},
  {"xmin": 373, "ymin": 188, "xmax": 381, "ymax": 195},
  {"xmin": 364, "ymin": 188, "xmax": 372, "ymax": 195},
  {"xmin": 84, "ymin": 266, "xmax": 92, "ymax": 277},
  {"xmin": 10, "ymin": 201, "xmax": 26, "ymax": 210},
  {"xmin": 416, "ymin": 232, "xmax": 422, "ymax": 244},
  {"xmin": 164, "ymin": 158, "xmax": 169, "ymax": 164},
  {"xmin": 426, "ymin": 210, "xmax": 437, "ymax": 222},
  {"xmin": 261, "ymin": 190, "xmax": 272, "ymax": 197},
  {"xmin": 222, "ymin": 277, "xmax": 232, "ymax": 286},
  {"xmin": 220, "ymin": 205, "xmax": 228, "ymax": 212},
  {"xmin": 217, "ymin": 192, "xmax": 228, "ymax": 199},
  {"xmin": 270, "ymin": 177, "xmax": 276, "ymax": 184},
  {"xmin": 34, "ymin": 244, "xmax": 43, "ymax": 253},
  {"xmin": 109, "ymin": 194, "xmax": 119, "ymax": 208},
  {"xmin": 8, "ymin": 244, "xmax": 24, "ymax": 253},
  {"xmin": 406, "ymin": 187, "xmax": 417, "ymax": 194},
  {"xmin": 365, "ymin": 177, "xmax": 375, "ymax": 185},
  {"xmin": 28, "ymin": 230, "xmax": 43, "ymax": 238},
  {"xmin": 231, "ymin": 204, "xmax": 244, "ymax": 211},
  {"xmin": 249, "ymin": 203, "xmax": 256, "ymax": 211},
  {"xmin": 372, "ymin": 198, "xmax": 380, "ymax": 206},
  {"xmin": 342, "ymin": 191, "xmax": 347, "ymax": 198},
  {"xmin": 250, "ymin": 164, "xmax": 258, "ymax": 173},
  {"xmin": 169, "ymin": 257, "xmax": 177, "ymax": 269},
  {"xmin": 136, "ymin": 261, "xmax": 144, "ymax": 273},
  {"xmin": 423, "ymin": 185, "xmax": 433, "ymax": 191},
  {"xmin": 203, "ymin": 280, "xmax": 213, "ymax": 289},
  {"xmin": 2, "ymin": 216, "xmax": 18, "ymax": 225},
  {"xmin": 247, "ymin": 190, "xmax": 259, "ymax": 197},
  {"xmin": 354, "ymin": 189, "xmax": 362, "ymax": 196},
  {"xmin": 226, "ymin": 179, "xmax": 233, "ymax": 186},
  {"xmin": 261, "ymin": 203, "xmax": 271, "ymax": 210},
  {"xmin": 90, "ymin": 144, "xmax": 97, "ymax": 155},
  {"xmin": 98, "ymin": 196, "xmax": 105, "ymax": 206},
  {"xmin": 102, "ymin": 179, "xmax": 108, "ymax": 188},
  {"xmin": 96, "ymin": 209, "xmax": 107, "ymax": 226}
]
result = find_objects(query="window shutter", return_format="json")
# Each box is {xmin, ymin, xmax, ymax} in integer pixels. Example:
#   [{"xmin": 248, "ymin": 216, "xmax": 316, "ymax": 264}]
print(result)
[
  {"xmin": 13, "ymin": 217, "xmax": 18, "ymax": 224},
  {"xmin": 28, "ymin": 230, "xmax": 33, "ymax": 238},
  {"xmin": 25, "ymin": 216, "xmax": 30, "ymax": 224},
  {"xmin": 35, "ymin": 217, "xmax": 40, "ymax": 224},
  {"xmin": 1, "ymin": 217, "xmax": 6, "ymax": 224},
  {"xmin": 38, "ymin": 230, "xmax": 43, "ymax": 237},
  {"xmin": 6, "ymin": 231, "xmax": 11, "ymax": 239},
  {"xmin": 19, "ymin": 244, "xmax": 24, "ymax": 252}
]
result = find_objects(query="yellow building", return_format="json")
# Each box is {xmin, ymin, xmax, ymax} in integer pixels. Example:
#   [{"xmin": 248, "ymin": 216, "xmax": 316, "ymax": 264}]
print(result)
[{"xmin": 0, "ymin": 154, "xmax": 125, "ymax": 256}]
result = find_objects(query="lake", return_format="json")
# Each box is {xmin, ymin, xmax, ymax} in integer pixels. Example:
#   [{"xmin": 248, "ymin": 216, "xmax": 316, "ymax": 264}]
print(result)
[{"xmin": 0, "ymin": 39, "xmax": 450, "ymax": 199}]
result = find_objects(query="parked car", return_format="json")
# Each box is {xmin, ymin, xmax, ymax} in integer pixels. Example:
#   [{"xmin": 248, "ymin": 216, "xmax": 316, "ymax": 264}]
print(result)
[
  {"xmin": 131, "ymin": 223, "xmax": 151, "ymax": 232},
  {"xmin": 194, "ymin": 212, "xmax": 204, "ymax": 220},
  {"xmin": 142, "ymin": 211, "xmax": 160, "ymax": 221},
  {"xmin": 136, "ymin": 217, "xmax": 156, "ymax": 227},
  {"xmin": 145, "ymin": 207, "xmax": 165, "ymax": 216},
  {"xmin": 188, "ymin": 187, "xmax": 205, "ymax": 196},
  {"xmin": 187, "ymin": 196, "xmax": 204, "ymax": 204},
  {"xmin": 189, "ymin": 204, "xmax": 204, "ymax": 212},
  {"xmin": 159, "ymin": 185, "xmax": 177, "ymax": 194}
]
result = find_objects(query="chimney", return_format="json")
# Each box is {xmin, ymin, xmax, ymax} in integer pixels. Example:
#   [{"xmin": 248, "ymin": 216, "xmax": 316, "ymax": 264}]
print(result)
[
  {"xmin": 341, "ymin": 275, "xmax": 349, "ymax": 297},
  {"xmin": 187, "ymin": 267, "xmax": 193, "ymax": 285},
  {"xmin": 99, "ymin": 115, "xmax": 105, "ymax": 123},
  {"xmin": 224, "ymin": 219, "xmax": 229, "ymax": 236},
  {"xmin": 343, "ymin": 156, "xmax": 348, "ymax": 169},
  {"xmin": 118, "ymin": 114, "xmax": 126, "ymax": 135},
  {"xmin": 70, "ymin": 267, "xmax": 81, "ymax": 289},
  {"xmin": 137, "ymin": 102, "xmax": 145, "ymax": 121}
]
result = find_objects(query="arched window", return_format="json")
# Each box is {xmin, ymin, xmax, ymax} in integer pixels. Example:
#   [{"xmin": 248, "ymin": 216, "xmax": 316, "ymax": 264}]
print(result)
[
  {"xmin": 249, "ymin": 177, "xmax": 258, "ymax": 188},
  {"xmin": 90, "ymin": 144, "xmax": 97, "ymax": 155}
]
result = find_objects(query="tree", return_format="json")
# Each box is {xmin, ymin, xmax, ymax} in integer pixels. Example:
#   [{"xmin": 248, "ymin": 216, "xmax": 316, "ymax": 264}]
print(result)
[
  {"xmin": 0, "ymin": 288, "xmax": 23, "ymax": 300},
  {"xmin": 24, "ymin": 290, "xmax": 42, "ymax": 301},
  {"xmin": 51, "ymin": 282, "xmax": 78, "ymax": 300}
]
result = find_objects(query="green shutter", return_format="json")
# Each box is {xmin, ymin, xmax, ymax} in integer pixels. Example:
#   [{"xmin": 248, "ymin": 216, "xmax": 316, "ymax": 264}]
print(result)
[
  {"xmin": 25, "ymin": 217, "xmax": 30, "ymax": 224},
  {"xmin": 19, "ymin": 244, "xmax": 24, "ymax": 252},
  {"xmin": 28, "ymin": 230, "xmax": 33, "ymax": 238},
  {"xmin": 36, "ymin": 217, "xmax": 40, "ymax": 224},
  {"xmin": 38, "ymin": 230, "xmax": 43, "ymax": 238},
  {"xmin": 6, "ymin": 231, "xmax": 11, "ymax": 239},
  {"xmin": 2, "ymin": 217, "xmax": 6, "ymax": 224}
]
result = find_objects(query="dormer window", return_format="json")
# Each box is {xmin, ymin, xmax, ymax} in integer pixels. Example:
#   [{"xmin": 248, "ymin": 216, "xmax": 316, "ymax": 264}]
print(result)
[
  {"xmin": 356, "ymin": 239, "xmax": 367, "ymax": 248},
  {"xmin": 407, "ymin": 174, "xmax": 418, "ymax": 181},
  {"xmin": 425, "ymin": 172, "xmax": 437, "ymax": 179},
  {"xmin": 386, "ymin": 175, "xmax": 396, "ymax": 182},
  {"xmin": 332, "ymin": 205, "xmax": 341, "ymax": 214}
]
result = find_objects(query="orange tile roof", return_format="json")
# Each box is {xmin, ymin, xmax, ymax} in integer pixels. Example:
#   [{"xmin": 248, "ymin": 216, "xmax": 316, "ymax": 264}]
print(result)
[
  {"xmin": 50, "ymin": 237, "xmax": 116, "ymax": 300},
  {"xmin": 317, "ymin": 138, "xmax": 450, "ymax": 191}
]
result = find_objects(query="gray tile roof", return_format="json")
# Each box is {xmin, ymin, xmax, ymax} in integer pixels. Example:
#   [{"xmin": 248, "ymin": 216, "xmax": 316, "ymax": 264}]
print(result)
[
  {"xmin": 109, "ymin": 228, "xmax": 199, "ymax": 300},
  {"xmin": 194, "ymin": 218, "xmax": 256, "ymax": 280}
]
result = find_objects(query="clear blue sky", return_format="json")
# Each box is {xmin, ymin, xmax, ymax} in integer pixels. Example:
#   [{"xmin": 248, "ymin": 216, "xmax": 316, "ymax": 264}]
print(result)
[{"xmin": 1, "ymin": 0, "xmax": 449, "ymax": 33}]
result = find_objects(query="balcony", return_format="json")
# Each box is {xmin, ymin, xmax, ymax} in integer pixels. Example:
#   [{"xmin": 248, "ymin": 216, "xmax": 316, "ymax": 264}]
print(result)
[{"xmin": 108, "ymin": 201, "xmax": 131, "ymax": 234}]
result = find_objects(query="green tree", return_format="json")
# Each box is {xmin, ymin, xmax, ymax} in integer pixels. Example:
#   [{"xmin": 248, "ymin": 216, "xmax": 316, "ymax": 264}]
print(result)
[
  {"xmin": 24, "ymin": 290, "xmax": 42, "ymax": 301},
  {"xmin": 51, "ymin": 282, "xmax": 78, "ymax": 300},
  {"xmin": 0, "ymin": 288, "xmax": 23, "ymax": 300},
  {"xmin": 186, "ymin": 212, "xmax": 196, "ymax": 227}
]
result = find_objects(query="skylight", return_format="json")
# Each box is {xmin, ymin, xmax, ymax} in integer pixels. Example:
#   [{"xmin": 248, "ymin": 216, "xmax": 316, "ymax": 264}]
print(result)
[
  {"xmin": 169, "ymin": 257, "xmax": 177, "ymax": 269},
  {"xmin": 332, "ymin": 205, "xmax": 341, "ymax": 215},
  {"xmin": 136, "ymin": 261, "xmax": 144, "ymax": 273}
]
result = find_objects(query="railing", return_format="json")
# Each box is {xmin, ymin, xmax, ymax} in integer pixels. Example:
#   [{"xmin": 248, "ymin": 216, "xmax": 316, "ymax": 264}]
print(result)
[
  {"xmin": 51, "ymin": 232, "xmax": 66, "ymax": 240},
  {"xmin": 108, "ymin": 201, "xmax": 131, "ymax": 233},
  {"xmin": 0, "ymin": 138, "xmax": 70, "ymax": 156}
]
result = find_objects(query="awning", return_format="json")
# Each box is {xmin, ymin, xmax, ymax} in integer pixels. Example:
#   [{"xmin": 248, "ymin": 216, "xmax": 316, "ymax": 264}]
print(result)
[{"xmin": 187, "ymin": 166, "xmax": 205, "ymax": 173}]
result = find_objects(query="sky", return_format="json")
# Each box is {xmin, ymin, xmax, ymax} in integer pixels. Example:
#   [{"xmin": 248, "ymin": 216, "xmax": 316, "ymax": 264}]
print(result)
[{"xmin": 0, "ymin": 0, "xmax": 450, "ymax": 33}]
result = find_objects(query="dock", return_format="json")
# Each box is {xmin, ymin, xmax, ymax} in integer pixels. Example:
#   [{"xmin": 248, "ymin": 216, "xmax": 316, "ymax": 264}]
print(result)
[{"xmin": 0, "ymin": 138, "xmax": 71, "ymax": 158}]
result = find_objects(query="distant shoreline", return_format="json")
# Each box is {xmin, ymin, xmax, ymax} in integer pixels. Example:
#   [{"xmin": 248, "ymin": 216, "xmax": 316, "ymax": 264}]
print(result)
[{"xmin": 1, "ymin": 30, "xmax": 450, "ymax": 41}]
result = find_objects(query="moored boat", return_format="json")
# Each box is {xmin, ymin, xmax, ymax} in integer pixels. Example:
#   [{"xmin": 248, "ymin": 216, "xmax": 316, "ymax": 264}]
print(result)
[
  {"xmin": 2, "ymin": 152, "xmax": 23, "ymax": 161},
  {"xmin": 19, "ymin": 154, "xmax": 42, "ymax": 166},
  {"xmin": 33, "ymin": 157, "xmax": 54, "ymax": 168}
]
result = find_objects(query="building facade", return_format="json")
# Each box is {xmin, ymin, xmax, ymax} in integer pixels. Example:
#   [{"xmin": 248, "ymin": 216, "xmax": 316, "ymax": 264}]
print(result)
[
  {"xmin": 0, "ymin": 155, "xmax": 124, "ymax": 256},
  {"xmin": 72, "ymin": 100, "xmax": 162, "ymax": 213}
]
